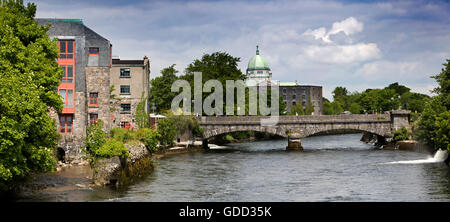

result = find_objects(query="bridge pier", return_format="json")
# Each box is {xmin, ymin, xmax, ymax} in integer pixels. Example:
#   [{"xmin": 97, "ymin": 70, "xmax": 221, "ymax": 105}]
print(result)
[
  {"xmin": 286, "ymin": 133, "xmax": 303, "ymax": 151},
  {"xmin": 202, "ymin": 139, "xmax": 209, "ymax": 151}
]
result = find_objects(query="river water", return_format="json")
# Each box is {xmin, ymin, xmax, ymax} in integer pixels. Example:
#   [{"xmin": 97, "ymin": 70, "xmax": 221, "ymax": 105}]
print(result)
[{"xmin": 16, "ymin": 134, "xmax": 450, "ymax": 202}]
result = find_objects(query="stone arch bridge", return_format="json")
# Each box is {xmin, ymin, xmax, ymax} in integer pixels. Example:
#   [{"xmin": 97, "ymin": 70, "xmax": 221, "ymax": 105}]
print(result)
[{"xmin": 197, "ymin": 110, "xmax": 411, "ymax": 150}]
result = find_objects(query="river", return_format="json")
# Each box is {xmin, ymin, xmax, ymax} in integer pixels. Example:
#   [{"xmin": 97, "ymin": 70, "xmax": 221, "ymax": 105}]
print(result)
[{"xmin": 15, "ymin": 134, "xmax": 450, "ymax": 202}]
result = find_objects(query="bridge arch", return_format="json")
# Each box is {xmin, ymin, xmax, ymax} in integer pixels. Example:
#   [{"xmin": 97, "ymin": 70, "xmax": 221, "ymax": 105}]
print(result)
[
  {"xmin": 286, "ymin": 122, "xmax": 391, "ymax": 139},
  {"xmin": 202, "ymin": 125, "xmax": 288, "ymax": 140}
]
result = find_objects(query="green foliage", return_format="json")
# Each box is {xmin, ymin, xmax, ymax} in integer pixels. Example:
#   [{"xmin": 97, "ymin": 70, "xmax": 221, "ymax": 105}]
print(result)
[
  {"xmin": 110, "ymin": 128, "xmax": 136, "ymax": 143},
  {"xmin": 415, "ymin": 59, "xmax": 450, "ymax": 151},
  {"xmin": 157, "ymin": 118, "xmax": 178, "ymax": 148},
  {"xmin": 135, "ymin": 95, "xmax": 149, "ymax": 128},
  {"xmin": 323, "ymin": 99, "xmax": 343, "ymax": 115},
  {"xmin": 84, "ymin": 120, "xmax": 107, "ymax": 157},
  {"xmin": 386, "ymin": 82, "xmax": 410, "ymax": 96},
  {"xmin": 149, "ymin": 65, "xmax": 179, "ymax": 113},
  {"xmin": 393, "ymin": 127, "xmax": 411, "ymax": 142},
  {"xmin": 95, "ymin": 138, "xmax": 128, "ymax": 159},
  {"xmin": 136, "ymin": 128, "xmax": 160, "ymax": 152},
  {"xmin": 224, "ymin": 134, "xmax": 234, "ymax": 141},
  {"xmin": 109, "ymin": 85, "xmax": 121, "ymax": 112},
  {"xmin": 0, "ymin": 0, "xmax": 63, "ymax": 190},
  {"xmin": 434, "ymin": 111, "xmax": 450, "ymax": 151},
  {"xmin": 290, "ymin": 102, "xmax": 304, "ymax": 115},
  {"xmin": 304, "ymin": 98, "xmax": 314, "ymax": 115}
]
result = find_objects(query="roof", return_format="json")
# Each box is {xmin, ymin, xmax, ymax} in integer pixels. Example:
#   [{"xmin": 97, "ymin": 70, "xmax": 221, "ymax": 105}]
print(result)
[
  {"xmin": 280, "ymin": 82, "xmax": 297, "ymax": 86},
  {"xmin": 247, "ymin": 46, "xmax": 270, "ymax": 71},
  {"xmin": 112, "ymin": 59, "xmax": 144, "ymax": 65},
  {"xmin": 38, "ymin": 18, "xmax": 83, "ymax": 24}
]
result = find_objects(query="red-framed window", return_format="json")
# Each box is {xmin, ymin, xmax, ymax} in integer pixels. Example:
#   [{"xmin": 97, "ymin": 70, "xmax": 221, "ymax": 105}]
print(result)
[
  {"xmin": 59, "ymin": 114, "xmax": 73, "ymax": 134},
  {"xmin": 89, "ymin": 92, "xmax": 99, "ymax": 106},
  {"xmin": 59, "ymin": 40, "xmax": 75, "ymax": 59},
  {"xmin": 120, "ymin": 122, "xmax": 131, "ymax": 129},
  {"xmin": 58, "ymin": 40, "xmax": 75, "ymax": 114},
  {"xmin": 59, "ymin": 89, "xmax": 74, "ymax": 108},
  {"xmin": 89, "ymin": 113, "xmax": 98, "ymax": 126},
  {"xmin": 60, "ymin": 65, "xmax": 73, "ymax": 83},
  {"xmin": 89, "ymin": 47, "xmax": 99, "ymax": 56}
]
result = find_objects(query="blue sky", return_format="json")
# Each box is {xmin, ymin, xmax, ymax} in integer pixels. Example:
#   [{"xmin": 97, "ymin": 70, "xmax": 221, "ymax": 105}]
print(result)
[{"xmin": 30, "ymin": 0, "xmax": 450, "ymax": 99}]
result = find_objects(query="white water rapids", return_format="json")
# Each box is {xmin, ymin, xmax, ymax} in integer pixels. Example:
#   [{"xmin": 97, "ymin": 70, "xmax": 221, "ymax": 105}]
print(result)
[{"xmin": 380, "ymin": 149, "xmax": 448, "ymax": 165}]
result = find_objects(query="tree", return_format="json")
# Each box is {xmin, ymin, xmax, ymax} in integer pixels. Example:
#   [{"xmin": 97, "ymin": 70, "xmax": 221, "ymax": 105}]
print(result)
[
  {"xmin": 0, "ymin": 1, "xmax": 63, "ymax": 191},
  {"xmin": 180, "ymin": 52, "xmax": 245, "ymax": 115},
  {"xmin": 149, "ymin": 64, "xmax": 179, "ymax": 113},
  {"xmin": 415, "ymin": 59, "xmax": 450, "ymax": 151},
  {"xmin": 332, "ymin": 87, "xmax": 348, "ymax": 108},
  {"xmin": 304, "ymin": 98, "xmax": 315, "ymax": 115},
  {"xmin": 434, "ymin": 111, "xmax": 450, "ymax": 151},
  {"xmin": 290, "ymin": 102, "xmax": 304, "ymax": 115},
  {"xmin": 386, "ymin": 82, "xmax": 410, "ymax": 96}
]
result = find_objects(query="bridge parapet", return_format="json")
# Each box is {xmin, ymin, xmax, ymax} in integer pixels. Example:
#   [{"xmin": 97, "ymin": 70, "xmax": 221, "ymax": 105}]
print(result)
[{"xmin": 198, "ymin": 114, "xmax": 391, "ymax": 125}]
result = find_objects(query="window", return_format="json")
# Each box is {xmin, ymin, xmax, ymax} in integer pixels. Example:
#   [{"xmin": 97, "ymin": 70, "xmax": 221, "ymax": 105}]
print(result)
[
  {"xmin": 89, "ymin": 47, "xmax": 99, "ymax": 55},
  {"xmin": 292, "ymin": 101, "xmax": 296, "ymax": 106},
  {"xmin": 283, "ymin": 95, "xmax": 286, "ymax": 100},
  {"xmin": 282, "ymin": 88, "xmax": 287, "ymax": 94},
  {"xmin": 120, "ymin": 68, "xmax": 131, "ymax": 78},
  {"xmin": 59, "ymin": 40, "xmax": 74, "ymax": 59},
  {"xmin": 89, "ymin": 113, "xmax": 98, "ymax": 126},
  {"xmin": 89, "ymin": 92, "xmax": 98, "ymax": 106},
  {"xmin": 120, "ymin": 85, "xmax": 130, "ymax": 94},
  {"xmin": 59, "ymin": 114, "xmax": 73, "ymax": 134},
  {"xmin": 257, "ymin": 71, "xmax": 263, "ymax": 74},
  {"xmin": 60, "ymin": 65, "xmax": 73, "ymax": 83},
  {"xmin": 59, "ymin": 89, "xmax": 74, "ymax": 108},
  {"xmin": 120, "ymin": 122, "xmax": 131, "ymax": 129},
  {"xmin": 292, "ymin": 94, "xmax": 296, "ymax": 99},
  {"xmin": 121, "ymin": 103, "xmax": 131, "ymax": 113}
]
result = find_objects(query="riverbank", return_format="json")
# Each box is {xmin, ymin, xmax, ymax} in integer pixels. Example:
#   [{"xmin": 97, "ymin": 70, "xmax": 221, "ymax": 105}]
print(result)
[{"xmin": 9, "ymin": 142, "xmax": 206, "ymax": 201}]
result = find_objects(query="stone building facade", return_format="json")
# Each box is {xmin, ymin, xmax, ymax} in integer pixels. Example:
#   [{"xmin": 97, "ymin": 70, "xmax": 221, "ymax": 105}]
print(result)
[
  {"xmin": 37, "ymin": 18, "xmax": 113, "ymax": 162},
  {"xmin": 280, "ymin": 82, "xmax": 323, "ymax": 115},
  {"xmin": 110, "ymin": 57, "xmax": 150, "ymax": 129}
]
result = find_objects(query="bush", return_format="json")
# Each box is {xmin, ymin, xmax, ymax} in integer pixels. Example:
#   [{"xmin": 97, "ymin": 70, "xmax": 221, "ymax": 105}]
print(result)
[
  {"xmin": 95, "ymin": 139, "xmax": 128, "ymax": 159},
  {"xmin": 393, "ymin": 127, "xmax": 411, "ymax": 142},
  {"xmin": 85, "ymin": 120, "xmax": 107, "ymax": 156},
  {"xmin": 157, "ymin": 118, "xmax": 177, "ymax": 148},
  {"xmin": 110, "ymin": 128, "xmax": 136, "ymax": 143},
  {"xmin": 136, "ymin": 128, "xmax": 160, "ymax": 152}
]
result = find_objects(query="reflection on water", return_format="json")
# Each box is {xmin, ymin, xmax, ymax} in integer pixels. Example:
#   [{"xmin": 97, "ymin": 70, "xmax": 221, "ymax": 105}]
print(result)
[{"xmin": 15, "ymin": 134, "xmax": 450, "ymax": 202}]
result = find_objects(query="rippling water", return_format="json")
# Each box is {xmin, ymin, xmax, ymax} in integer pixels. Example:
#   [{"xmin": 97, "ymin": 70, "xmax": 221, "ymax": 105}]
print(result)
[{"xmin": 17, "ymin": 134, "xmax": 450, "ymax": 202}]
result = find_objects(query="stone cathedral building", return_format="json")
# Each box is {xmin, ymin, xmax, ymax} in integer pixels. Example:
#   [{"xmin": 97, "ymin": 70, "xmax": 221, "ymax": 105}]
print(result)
[
  {"xmin": 37, "ymin": 19, "xmax": 150, "ymax": 162},
  {"xmin": 245, "ymin": 46, "xmax": 323, "ymax": 115}
]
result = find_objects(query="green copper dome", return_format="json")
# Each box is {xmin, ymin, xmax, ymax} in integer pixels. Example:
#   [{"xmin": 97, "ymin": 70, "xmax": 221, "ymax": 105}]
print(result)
[{"xmin": 247, "ymin": 46, "xmax": 270, "ymax": 71}]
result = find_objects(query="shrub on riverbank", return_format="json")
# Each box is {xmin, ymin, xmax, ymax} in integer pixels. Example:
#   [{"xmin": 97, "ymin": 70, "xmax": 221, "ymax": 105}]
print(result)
[
  {"xmin": 95, "ymin": 138, "xmax": 129, "ymax": 159},
  {"xmin": 157, "ymin": 118, "xmax": 177, "ymax": 148},
  {"xmin": 136, "ymin": 128, "xmax": 160, "ymax": 152},
  {"xmin": 110, "ymin": 128, "xmax": 136, "ymax": 143},
  {"xmin": 84, "ymin": 121, "xmax": 129, "ymax": 166},
  {"xmin": 393, "ymin": 127, "xmax": 411, "ymax": 142}
]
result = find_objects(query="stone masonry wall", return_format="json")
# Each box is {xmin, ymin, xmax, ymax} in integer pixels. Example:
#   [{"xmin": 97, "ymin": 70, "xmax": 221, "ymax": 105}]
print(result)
[{"xmin": 86, "ymin": 67, "xmax": 111, "ymax": 131}]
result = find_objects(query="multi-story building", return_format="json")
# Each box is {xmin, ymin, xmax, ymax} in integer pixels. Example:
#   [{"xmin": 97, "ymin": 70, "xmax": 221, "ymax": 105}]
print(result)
[
  {"xmin": 280, "ymin": 82, "xmax": 323, "ymax": 115},
  {"xmin": 245, "ymin": 46, "xmax": 323, "ymax": 115},
  {"xmin": 37, "ymin": 18, "xmax": 151, "ymax": 162},
  {"xmin": 37, "ymin": 18, "xmax": 113, "ymax": 162},
  {"xmin": 110, "ymin": 56, "xmax": 150, "ymax": 129}
]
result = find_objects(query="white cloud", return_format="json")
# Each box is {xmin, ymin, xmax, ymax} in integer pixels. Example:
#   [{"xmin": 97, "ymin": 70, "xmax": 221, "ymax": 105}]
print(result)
[{"xmin": 303, "ymin": 17, "xmax": 363, "ymax": 43}]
